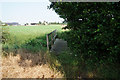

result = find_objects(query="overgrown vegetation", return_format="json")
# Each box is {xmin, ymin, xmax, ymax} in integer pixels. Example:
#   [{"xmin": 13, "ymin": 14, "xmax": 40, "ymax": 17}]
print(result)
[
  {"xmin": 2, "ymin": 26, "xmax": 10, "ymax": 44},
  {"xmin": 21, "ymin": 36, "xmax": 47, "ymax": 53},
  {"xmin": 56, "ymin": 31, "xmax": 120, "ymax": 79},
  {"xmin": 50, "ymin": 2, "xmax": 120, "ymax": 79},
  {"xmin": 2, "ymin": 49, "xmax": 64, "ymax": 78}
]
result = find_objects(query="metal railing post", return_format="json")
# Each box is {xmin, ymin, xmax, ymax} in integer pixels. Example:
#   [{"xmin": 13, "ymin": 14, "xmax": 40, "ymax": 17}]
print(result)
[
  {"xmin": 46, "ymin": 34, "xmax": 49, "ymax": 50},
  {"xmin": 46, "ymin": 29, "xmax": 57, "ymax": 51},
  {"xmin": 51, "ymin": 33, "xmax": 53, "ymax": 45}
]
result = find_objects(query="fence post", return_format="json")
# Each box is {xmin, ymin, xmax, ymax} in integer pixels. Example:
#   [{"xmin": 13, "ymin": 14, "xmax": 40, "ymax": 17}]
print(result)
[
  {"xmin": 46, "ymin": 29, "xmax": 57, "ymax": 51},
  {"xmin": 46, "ymin": 34, "xmax": 49, "ymax": 50},
  {"xmin": 51, "ymin": 33, "xmax": 53, "ymax": 45},
  {"xmin": 54, "ymin": 30, "xmax": 56, "ymax": 42}
]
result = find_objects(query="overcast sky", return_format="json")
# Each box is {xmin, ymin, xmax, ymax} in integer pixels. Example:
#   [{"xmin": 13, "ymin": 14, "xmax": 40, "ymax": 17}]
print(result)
[{"xmin": 0, "ymin": 0, "xmax": 64, "ymax": 24}]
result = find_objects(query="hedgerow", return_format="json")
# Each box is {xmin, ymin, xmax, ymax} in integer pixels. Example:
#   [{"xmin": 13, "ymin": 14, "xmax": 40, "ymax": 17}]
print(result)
[{"xmin": 50, "ymin": 2, "xmax": 120, "ymax": 64}]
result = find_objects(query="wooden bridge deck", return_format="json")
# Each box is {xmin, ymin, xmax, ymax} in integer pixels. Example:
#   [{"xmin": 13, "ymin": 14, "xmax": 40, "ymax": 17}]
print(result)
[{"xmin": 50, "ymin": 38, "xmax": 68, "ymax": 54}]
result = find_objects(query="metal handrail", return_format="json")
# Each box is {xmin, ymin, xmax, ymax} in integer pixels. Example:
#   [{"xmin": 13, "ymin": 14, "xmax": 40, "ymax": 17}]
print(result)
[{"xmin": 46, "ymin": 29, "xmax": 57, "ymax": 50}]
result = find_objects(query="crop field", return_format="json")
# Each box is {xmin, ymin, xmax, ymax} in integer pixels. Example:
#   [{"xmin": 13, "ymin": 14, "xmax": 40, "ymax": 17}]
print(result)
[{"xmin": 7, "ymin": 25, "xmax": 62, "ymax": 44}]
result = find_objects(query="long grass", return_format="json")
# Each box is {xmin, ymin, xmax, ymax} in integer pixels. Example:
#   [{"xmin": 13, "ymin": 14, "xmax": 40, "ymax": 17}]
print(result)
[{"xmin": 2, "ymin": 50, "xmax": 64, "ymax": 78}]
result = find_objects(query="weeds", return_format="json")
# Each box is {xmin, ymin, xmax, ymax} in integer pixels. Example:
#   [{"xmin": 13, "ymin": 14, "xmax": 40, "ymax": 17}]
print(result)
[
  {"xmin": 21, "ymin": 35, "xmax": 47, "ymax": 53},
  {"xmin": 2, "ymin": 50, "xmax": 64, "ymax": 78}
]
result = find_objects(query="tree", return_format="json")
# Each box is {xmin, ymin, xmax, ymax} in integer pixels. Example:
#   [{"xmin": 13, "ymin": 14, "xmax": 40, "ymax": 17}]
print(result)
[
  {"xmin": 2, "ymin": 27, "xmax": 10, "ymax": 44},
  {"xmin": 0, "ymin": 20, "xmax": 2, "ymax": 25},
  {"xmin": 39, "ymin": 21, "xmax": 42, "ymax": 24},
  {"xmin": 49, "ymin": 2, "xmax": 120, "ymax": 63}
]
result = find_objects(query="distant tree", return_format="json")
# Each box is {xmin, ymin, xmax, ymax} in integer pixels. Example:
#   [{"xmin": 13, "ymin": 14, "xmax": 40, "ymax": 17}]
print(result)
[
  {"xmin": 39, "ymin": 21, "xmax": 42, "ymax": 24},
  {"xmin": 43, "ymin": 21, "xmax": 48, "ymax": 25},
  {"xmin": 0, "ymin": 20, "xmax": 2, "ymax": 25},
  {"xmin": 24, "ymin": 23, "xmax": 28, "ymax": 26},
  {"xmin": 2, "ymin": 27, "xmax": 10, "ymax": 44},
  {"xmin": 26, "ymin": 23, "xmax": 28, "ymax": 25}
]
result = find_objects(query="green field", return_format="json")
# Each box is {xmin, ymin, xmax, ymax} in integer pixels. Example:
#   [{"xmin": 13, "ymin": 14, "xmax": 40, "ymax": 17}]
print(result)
[
  {"xmin": 9, "ymin": 25, "xmax": 62, "ymax": 43},
  {"xmin": 2, "ymin": 25, "xmax": 62, "ymax": 52}
]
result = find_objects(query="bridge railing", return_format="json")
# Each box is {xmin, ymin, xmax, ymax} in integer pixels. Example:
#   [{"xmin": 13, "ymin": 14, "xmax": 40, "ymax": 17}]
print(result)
[{"xmin": 46, "ymin": 29, "xmax": 57, "ymax": 50}]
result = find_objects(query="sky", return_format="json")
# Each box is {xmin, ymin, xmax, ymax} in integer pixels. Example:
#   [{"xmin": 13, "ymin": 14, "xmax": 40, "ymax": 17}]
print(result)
[{"xmin": 0, "ymin": 0, "xmax": 64, "ymax": 24}]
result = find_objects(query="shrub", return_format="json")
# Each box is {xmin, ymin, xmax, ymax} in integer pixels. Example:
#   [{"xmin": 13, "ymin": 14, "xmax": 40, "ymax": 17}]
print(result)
[
  {"xmin": 50, "ymin": 2, "xmax": 120, "ymax": 64},
  {"xmin": 21, "ymin": 35, "xmax": 47, "ymax": 52},
  {"xmin": 2, "ymin": 26, "xmax": 10, "ymax": 44}
]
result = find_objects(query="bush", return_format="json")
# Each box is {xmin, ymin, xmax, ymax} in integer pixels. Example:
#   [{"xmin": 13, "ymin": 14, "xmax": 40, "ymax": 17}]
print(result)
[
  {"xmin": 21, "ymin": 35, "xmax": 47, "ymax": 52},
  {"xmin": 59, "ymin": 29, "xmax": 120, "ymax": 64},
  {"xmin": 2, "ymin": 26, "xmax": 10, "ymax": 44},
  {"xmin": 50, "ymin": 2, "xmax": 120, "ymax": 64}
]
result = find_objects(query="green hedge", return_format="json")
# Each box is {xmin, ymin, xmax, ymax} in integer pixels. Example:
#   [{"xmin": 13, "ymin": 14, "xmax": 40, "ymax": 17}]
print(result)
[{"xmin": 50, "ymin": 2, "xmax": 120, "ymax": 64}]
